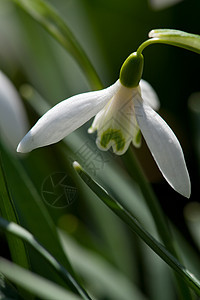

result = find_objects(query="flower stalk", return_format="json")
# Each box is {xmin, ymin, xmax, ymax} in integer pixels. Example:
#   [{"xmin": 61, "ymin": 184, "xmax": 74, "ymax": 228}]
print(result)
[{"xmin": 137, "ymin": 29, "xmax": 200, "ymax": 55}]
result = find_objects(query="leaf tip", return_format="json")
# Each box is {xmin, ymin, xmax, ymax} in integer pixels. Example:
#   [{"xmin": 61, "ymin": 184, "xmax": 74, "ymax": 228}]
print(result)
[
  {"xmin": 148, "ymin": 29, "xmax": 156, "ymax": 38},
  {"xmin": 73, "ymin": 161, "xmax": 82, "ymax": 171}
]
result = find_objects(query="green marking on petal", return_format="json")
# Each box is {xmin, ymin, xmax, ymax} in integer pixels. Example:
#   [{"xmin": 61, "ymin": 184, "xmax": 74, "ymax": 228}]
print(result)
[
  {"xmin": 135, "ymin": 130, "xmax": 142, "ymax": 145},
  {"xmin": 100, "ymin": 129, "xmax": 125, "ymax": 151}
]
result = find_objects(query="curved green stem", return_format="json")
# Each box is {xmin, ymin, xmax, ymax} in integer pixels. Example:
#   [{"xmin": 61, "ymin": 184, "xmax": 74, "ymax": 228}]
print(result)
[
  {"xmin": 0, "ymin": 217, "xmax": 92, "ymax": 300},
  {"xmin": 137, "ymin": 38, "xmax": 200, "ymax": 55}
]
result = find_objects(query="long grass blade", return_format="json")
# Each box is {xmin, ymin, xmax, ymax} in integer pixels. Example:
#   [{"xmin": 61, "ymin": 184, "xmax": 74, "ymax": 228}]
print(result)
[
  {"xmin": 10, "ymin": 0, "xmax": 102, "ymax": 90},
  {"xmin": 73, "ymin": 161, "xmax": 200, "ymax": 297},
  {"xmin": 0, "ymin": 217, "xmax": 92, "ymax": 300},
  {"xmin": 0, "ymin": 257, "xmax": 81, "ymax": 300}
]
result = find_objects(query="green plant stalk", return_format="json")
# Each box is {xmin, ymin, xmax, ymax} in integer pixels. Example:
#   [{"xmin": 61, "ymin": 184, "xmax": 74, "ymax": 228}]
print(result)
[
  {"xmin": 0, "ymin": 217, "xmax": 92, "ymax": 300},
  {"xmin": 137, "ymin": 38, "xmax": 200, "ymax": 55},
  {"xmin": 122, "ymin": 148, "xmax": 194, "ymax": 299},
  {"xmin": 73, "ymin": 161, "xmax": 200, "ymax": 297},
  {"xmin": 11, "ymin": 0, "xmax": 102, "ymax": 90}
]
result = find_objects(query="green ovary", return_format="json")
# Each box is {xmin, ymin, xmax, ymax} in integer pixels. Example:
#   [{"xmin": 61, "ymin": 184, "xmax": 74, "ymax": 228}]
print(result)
[{"xmin": 100, "ymin": 129, "xmax": 125, "ymax": 151}]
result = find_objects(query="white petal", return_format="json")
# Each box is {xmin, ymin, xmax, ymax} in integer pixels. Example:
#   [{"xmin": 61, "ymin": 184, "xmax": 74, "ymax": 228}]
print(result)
[
  {"xmin": 0, "ymin": 71, "xmax": 29, "ymax": 151},
  {"xmin": 94, "ymin": 84, "xmax": 139, "ymax": 155},
  {"xmin": 95, "ymin": 105, "xmax": 135, "ymax": 155},
  {"xmin": 17, "ymin": 80, "xmax": 121, "ymax": 153},
  {"xmin": 134, "ymin": 96, "xmax": 191, "ymax": 198},
  {"xmin": 140, "ymin": 79, "xmax": 160, "ymax": 111},
  {"xmin": 88, "ymin": 108, "xmax": 105, "ymax": 134}
]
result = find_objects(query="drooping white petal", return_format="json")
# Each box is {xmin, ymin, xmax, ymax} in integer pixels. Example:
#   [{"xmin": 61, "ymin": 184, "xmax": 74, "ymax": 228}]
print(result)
[
  {"xmin": 134, "ymin": 96, "xmax": 191, "ymax": 198},
  {"xmin": 140, "ymin": 79, "xmax": 160, "ymax": 111},
  {"xmin": 0, "ymin": 71, "xmax": 29, "ymax": 151},
  {"xmin": 131, "ymin": 114, "xmax": 141, "ymax": 148},
  {"xmin": 17, "ymin": 80, "xmax": 121, "ymax": 153},
  {"xmin": 92, "ymin": 83, "xmax": 139, "ymax": 155},
  {"xmin": 88, "ymin": 108, "xmax": 105, "ymax": 134}
]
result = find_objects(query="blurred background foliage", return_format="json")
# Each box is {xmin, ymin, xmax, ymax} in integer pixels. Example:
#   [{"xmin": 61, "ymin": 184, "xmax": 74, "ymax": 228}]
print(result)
[{"xmin": 0, "ymin": 0, "xmax": 200, "ymax": 299}]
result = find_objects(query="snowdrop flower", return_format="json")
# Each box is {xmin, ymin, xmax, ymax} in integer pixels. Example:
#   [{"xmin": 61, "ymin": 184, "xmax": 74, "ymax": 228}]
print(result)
[
  {"xmin": 17, "ymin": 52, "xmax": 190, "ymax": 198},
  {"xmin": 0, "ymin": 70, "xmax": 28, "ymax": 151}
]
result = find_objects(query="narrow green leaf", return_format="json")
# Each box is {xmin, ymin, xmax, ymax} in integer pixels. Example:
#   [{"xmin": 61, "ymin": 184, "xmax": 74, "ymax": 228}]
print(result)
[
  {"xmin": 10, "ymin": 0, "xmax": 102, "ymax": 90},
  {"xmin": 0, "ymin": 153, "xmax": 29, "ymax": 269},
  {"xmin": 149, "ymin": 29, "xmax": 200, "ymax": 54},
  {"xmin": 0, "ymin": 217, "xmax": 92, "ymax": 300},
  {"xmin": 0, "ymin": 141, "xmax": 73, "ymax": 275},
  {"xmin": 122, "ymin": 148, "xmax": 194, "ymax": 300},
  {"xmin": 0, "ymin": 257, "xmax": 81, "ymax": 300},
  {"xmin": 59, "ymin": 230, "xmax": 148, "ymax": 300},
  {"xmin": 73, "ymin": 161, "xmax": 200, "ymax": 297},
  {"xmin": 0, "ymin": 272, "xmax": 23, "ymax": 300}
]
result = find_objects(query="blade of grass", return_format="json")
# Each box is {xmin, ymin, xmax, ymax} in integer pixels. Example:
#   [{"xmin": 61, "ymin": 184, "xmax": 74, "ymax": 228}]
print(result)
[
  {"xmin": 0, "ymin": 257, "xmax": 82, "ymax": 300},
  {"xmin": 0, "ymin": 141, "xmax": 80, "ymax": 292},
  {"xmin": 122, "ymin": 148, "xmax": 194, "ymax": 300},
  {"xmin": 0, "ymin": 141, "xmax": 72, "ymax": 268},
  {"xmin": 0, "ymin": 152, "xmax": 29, "ymax": 268},
  {"xmin": 73, "ymin": 161, "xmax": 200, "ymax": 297},
  {"xmin": 0, "ymin": 273, "xmax": 23, "ymax": 300},
  {"xmin": 10, "ymin": 0, "xmax": 102, "ymax": 90},
  {"xmin": 59, "ymin": 230, "xmax": 148, "ymax": 300},
  {"xmin": 0, "ymin": 151, "xmax": 34, "ymax": 299},
  {"xmin": 0, "ymin": 217, "xmax": 92, "ymax": 300}
]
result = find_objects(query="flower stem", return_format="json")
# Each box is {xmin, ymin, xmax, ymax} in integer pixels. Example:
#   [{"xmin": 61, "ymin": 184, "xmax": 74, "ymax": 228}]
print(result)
[
  {"xmin": 122, "ymin": 148, "xmax": 194, "ymax": 300},
  {"xmin": 136, "ymin": 37, "xmax": 200, "ymax": 56}
]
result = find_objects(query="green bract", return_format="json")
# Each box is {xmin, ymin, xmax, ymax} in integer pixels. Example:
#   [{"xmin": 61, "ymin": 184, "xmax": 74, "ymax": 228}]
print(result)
[
  {"xmin": 149, "ymin": 29, "xmax": 200, "ymax": 54},
  {"xmin": 119, "ymin": 52, "xmax": 144, "ymax": 88}
]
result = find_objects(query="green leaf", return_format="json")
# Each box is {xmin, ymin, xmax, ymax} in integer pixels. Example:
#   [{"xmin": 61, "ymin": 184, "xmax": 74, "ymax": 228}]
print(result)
[
  {"xmin": 149, "ymin": 29, "xmax": 200, "ymax": 54},
  {"xmin": 10, "ymin": 0, "xmax": 102, "ymax": 90},
  {"xmin": 0, "ymin": 272, "xmax": 23, "ymax": 300},
  {"xmin": 121, "ymin": 148, "xmax": 193, "ymax": 300},
  {"xmin": 73, "ymin": 161, "xmax": 200, "ymax": 297},
  {"xmin": 0, "ymin": 217, "xmax": 92, "ymax": 300},
  {"xmin": 59, "ymin": 230, "xmax": 147, "ymax": 300},
  {"xmin": 0, "ymin": 142, "xmax": 75, "ymax": 288},
  {"xmin": 0, "ymin": 153, "xmax": 30, "ymax": 299},
  {"xmin": 0, "ymin": 257, "xmax": 81, "ymax": 300}
]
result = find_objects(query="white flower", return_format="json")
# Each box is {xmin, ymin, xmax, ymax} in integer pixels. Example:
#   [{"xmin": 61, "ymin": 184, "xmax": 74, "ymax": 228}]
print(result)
[
  {"xmin": 0, "ymin": 70, "xmax": 29, "ymax": 151},
  {"xmin": 17, "ymin": 78, "xmax": 190, "ymax": 198},
  {"xmin": 88, "ymin": 79, "xmax": 159, "ymax": 155}
]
